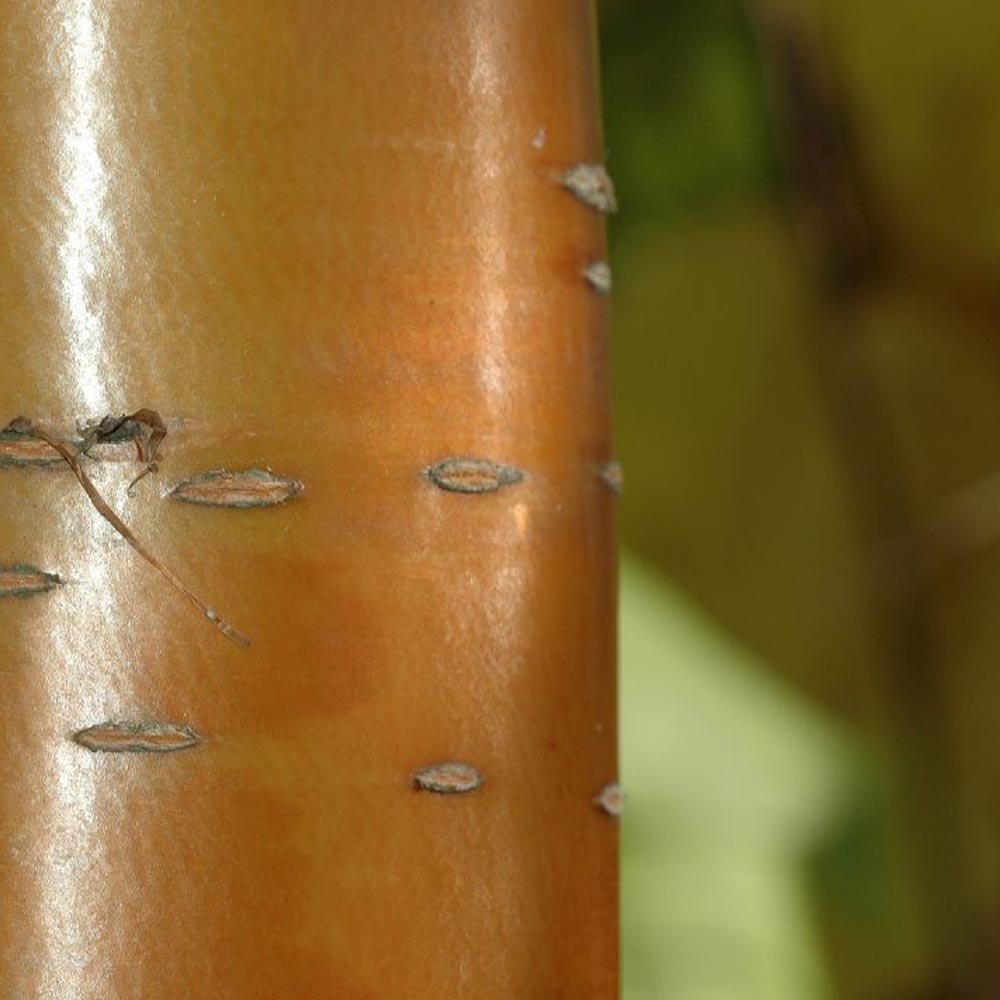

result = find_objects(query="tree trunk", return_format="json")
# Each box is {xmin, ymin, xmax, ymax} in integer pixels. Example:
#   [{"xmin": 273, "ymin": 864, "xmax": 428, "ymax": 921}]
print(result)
[{"xmin": 0, "ymin": 3, "xmax": 617, "ymax": 998}]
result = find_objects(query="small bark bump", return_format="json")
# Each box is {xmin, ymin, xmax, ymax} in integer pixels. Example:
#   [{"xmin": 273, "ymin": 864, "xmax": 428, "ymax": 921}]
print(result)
[
  {"xmin": 560, "ymin": 163, "xmax": 618, "ymax": 214},
  {"xmin": 73, "ymin": 721, "xmax": 202, "ymax": 754},
  {"xmin": 593, "ymin": 782, "xmax": 624, "ymax": 817},
  {"xmin": 170, "ymin": 468, "xmax": 305, "ymax": 508},
  {"xmin": 412, "ymin": 761, "xmax": 484, "ymax": 795},
  {"xmin": 427, "ymin": 457, "xmax": 524, "ymax": 494},
  {"xmin": 598, "ymin": 460, "xmax": 624, "ymax": 496},
  {"xmin": 584, "ymin": 260, "xmax": 613, "ymax": 296},
  {"xmin": 0, "ymin": 564, "xmax": 62, "ymax": 598}
]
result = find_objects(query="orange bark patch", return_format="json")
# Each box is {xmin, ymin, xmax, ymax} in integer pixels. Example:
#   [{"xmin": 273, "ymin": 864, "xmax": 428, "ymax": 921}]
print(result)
[{"xmin": 560, "ymin": 163, "xmax": 618, "ymax": 213}]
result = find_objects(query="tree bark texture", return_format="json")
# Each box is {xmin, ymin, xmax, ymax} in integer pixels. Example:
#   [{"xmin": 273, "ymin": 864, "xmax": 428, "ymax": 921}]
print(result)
[{"xmin": 0, "ymin": 2, "xmax": 617, "ymax": 998}]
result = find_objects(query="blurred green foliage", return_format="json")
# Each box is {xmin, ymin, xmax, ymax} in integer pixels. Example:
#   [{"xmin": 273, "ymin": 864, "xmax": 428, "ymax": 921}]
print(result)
[
  {"xmin": 600, "ymin": 0, "xmax": 774, "ymax": 224},
  {"xmin": 622, "ymin": 553, "xmax": 850, "ymax": 999},
  {"xmin": 602, "ymin": 1, "xmax": 1000, "ymax": 996}
]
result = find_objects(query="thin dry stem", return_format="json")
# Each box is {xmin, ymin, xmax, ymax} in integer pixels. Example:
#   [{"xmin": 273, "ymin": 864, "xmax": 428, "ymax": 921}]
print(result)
[{"xmin": 10, "ymin": 417, "xmax": 250, "ymax": 649}]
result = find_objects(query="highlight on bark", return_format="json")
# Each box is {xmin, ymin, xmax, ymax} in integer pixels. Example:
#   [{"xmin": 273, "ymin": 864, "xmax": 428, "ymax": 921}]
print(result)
[
  {"xmin": 73, "ymin": 721, "xmax": 203, "ymax": 754},
  {"xmin": 411, "ymin": 761, "xmax": 485, "ymax": 794},
  {"xmin": 425, "ymin": 457, "xmax": 524, "ymax": 495},
  {"xmin": 169, "ymin": 468, "xmax": 305, "ymax": 508}
]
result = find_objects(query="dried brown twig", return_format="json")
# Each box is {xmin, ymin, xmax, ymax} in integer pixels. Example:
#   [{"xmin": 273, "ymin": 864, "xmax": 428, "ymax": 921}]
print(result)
[{"xmin": 8, "ymin": 415, "xmax": 250, "ymax": 649}]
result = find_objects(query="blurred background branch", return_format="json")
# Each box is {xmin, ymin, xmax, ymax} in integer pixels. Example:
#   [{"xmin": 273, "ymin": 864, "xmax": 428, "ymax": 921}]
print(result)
[
  {"xmin": 748, "ymin": 5, "xmax": 986, "ymax": 996},
  {"xmin": 603, "ymin": 0, "xmax": 1000, "ymax": 996}
]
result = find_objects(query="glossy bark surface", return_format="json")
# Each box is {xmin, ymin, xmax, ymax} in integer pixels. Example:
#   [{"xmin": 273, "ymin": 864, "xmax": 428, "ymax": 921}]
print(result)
[{"xmin": 0, "ymin": 2, "xmax": 616, "ymax": 998}]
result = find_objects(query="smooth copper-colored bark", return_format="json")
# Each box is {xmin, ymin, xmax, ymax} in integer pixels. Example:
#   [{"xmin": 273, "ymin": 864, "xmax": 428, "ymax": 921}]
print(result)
[{"xmin": 0, "ymin": 3, "xmax": 616, "ymax": 998}]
